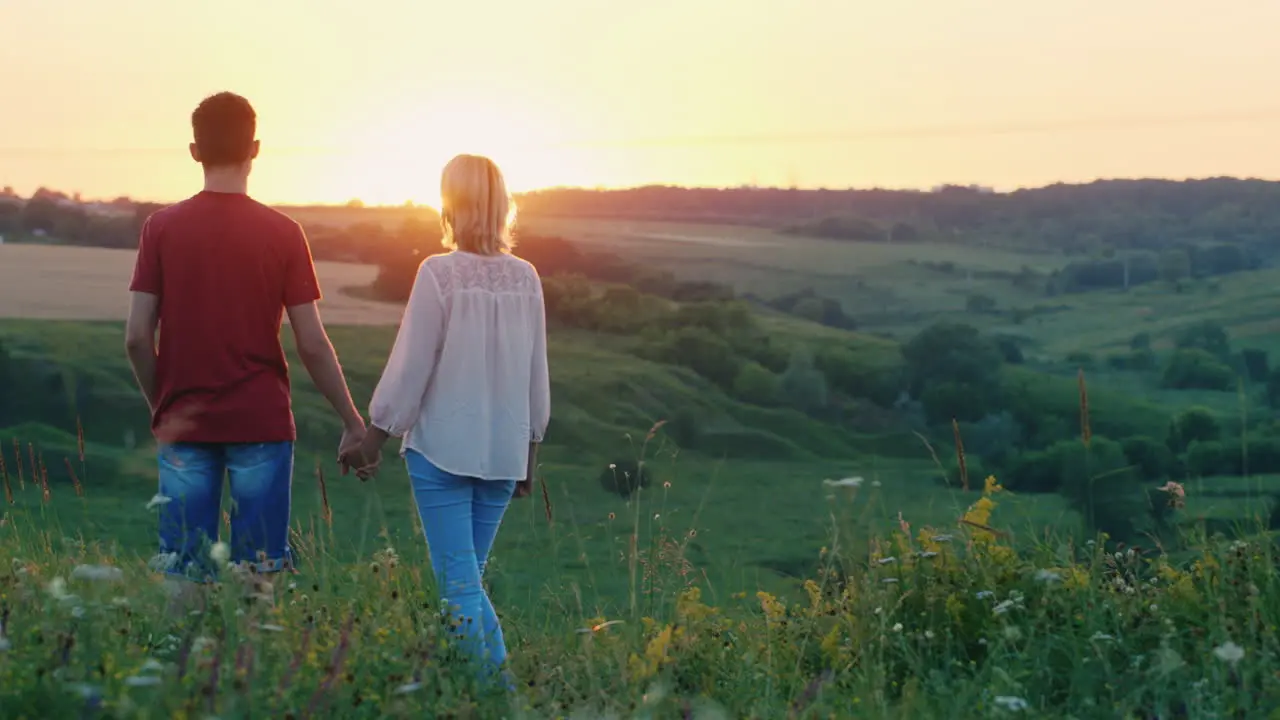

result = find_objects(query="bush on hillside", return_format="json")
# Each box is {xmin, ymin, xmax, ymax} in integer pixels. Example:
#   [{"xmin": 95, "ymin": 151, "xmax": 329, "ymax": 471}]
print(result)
[
  {"xmin": 731, "ymin": 362, "xmax": 781, "ymax": 407},
  {"xmin": 815, "ymin": 347, "xmax": 900, "ymax": 407},
  {"xmin": 1173, "ymin": 320, "xmax": 1231, "ymax": 359},
  {"xmin": 1161, "ymin": 348, "xmax": 1235, "ymax": 391},
  {"xmin": 1166, "ymin": 407, "xmax": 1222, "ymax": 453},
  {"xmin": 1242, "ymin": 348, "xmax": 1270, "ymax": 382},
  {"xmin": 646, "ymin": 326, "xmax": 742, "ymax": 389},
  {"xmin": 778, "ymin": 347, "xmax": 828, "ymax": 414},
  {"xmin": 1052, "ymin": 436, "xmax": 1150, "ymax": 542},
  {"xmin": 919, "ymin": 382, "xmax": 987, "ymax": 426}
]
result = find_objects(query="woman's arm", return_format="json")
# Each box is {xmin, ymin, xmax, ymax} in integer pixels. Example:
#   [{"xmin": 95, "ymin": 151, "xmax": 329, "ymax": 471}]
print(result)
[
  {"xmin": 358, "ymin": 262, "xmax": 445, "ymax": 466},
  {"xmin": 529, "ymin": 275, "xmax": 551, "ymax": 444}
]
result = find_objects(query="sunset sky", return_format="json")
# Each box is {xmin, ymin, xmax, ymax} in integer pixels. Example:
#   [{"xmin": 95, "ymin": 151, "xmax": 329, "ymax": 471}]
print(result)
[{"xmin": 3, "ymin": 1, "xmax": 1280, "ymax": 205}]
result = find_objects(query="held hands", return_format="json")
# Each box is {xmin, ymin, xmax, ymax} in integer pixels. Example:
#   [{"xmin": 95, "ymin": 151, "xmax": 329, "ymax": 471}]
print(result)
[{"xmin": 338, "ymin": 422, "xmax": 387, "ymax": 481}]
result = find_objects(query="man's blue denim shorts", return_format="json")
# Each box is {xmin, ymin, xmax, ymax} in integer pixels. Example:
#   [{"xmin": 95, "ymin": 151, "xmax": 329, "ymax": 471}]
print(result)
[{"xmin": 153, "ymin": 441, "xmax": 295, "ymax": 581}]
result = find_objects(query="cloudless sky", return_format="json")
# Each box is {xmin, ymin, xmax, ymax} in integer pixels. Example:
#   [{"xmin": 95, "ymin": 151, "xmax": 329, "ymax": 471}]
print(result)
[{"xmin": 3, "ymin": 0, "xmax": 1280, "ymax": 204}]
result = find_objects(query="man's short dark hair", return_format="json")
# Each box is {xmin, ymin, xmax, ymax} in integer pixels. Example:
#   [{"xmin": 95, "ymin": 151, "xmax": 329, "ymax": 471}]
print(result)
[{"xmin": 191, "ymin": 92, "xmax": 257, "ymax": 167}]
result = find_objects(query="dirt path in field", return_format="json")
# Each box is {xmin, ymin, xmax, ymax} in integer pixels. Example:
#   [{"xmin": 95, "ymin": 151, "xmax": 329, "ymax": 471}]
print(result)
[{"xmin": 0, "ymin": 244, "xmax": 403, "ymax": 324}]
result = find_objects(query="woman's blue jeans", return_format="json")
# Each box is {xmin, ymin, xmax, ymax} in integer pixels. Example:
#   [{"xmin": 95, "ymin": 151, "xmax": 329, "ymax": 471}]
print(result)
[{"xmin": 406, "ymin": 450, "xmax": 516, "ymax": 676}]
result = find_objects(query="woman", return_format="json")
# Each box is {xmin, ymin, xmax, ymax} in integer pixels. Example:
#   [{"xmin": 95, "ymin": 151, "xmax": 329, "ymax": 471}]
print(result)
[{"xmin": 345, "ymin": 154, "xmax": 550, "ymax": 682}]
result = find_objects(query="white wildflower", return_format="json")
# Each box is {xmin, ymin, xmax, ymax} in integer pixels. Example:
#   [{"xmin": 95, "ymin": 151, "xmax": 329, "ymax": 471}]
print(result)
[
  {"xmin": 1003, "ymin": 626, "xmax": 1023, "ymax": 641},
  {"xmin": 0, "ymin": 635, "xmax": 10, "ymax": 652},
  {"xmin": 140, "ymin": 659, "xmax": 165, "ymax": 674},
  {"xmin": 209, "ymin": 542, "xmax": 231, "ymax": 565},
  {"xmin": 394, "ymin": 682, "xmax": 423, "ymax": 695},
  {"xmin": 932, "ymin": 534, "xmax": 955, "ymax": 543},
  {"xmin": 1090, "ymin": 632, "xmax": 1115, "ymax": 642},
  {"xmin": 1213, "ymin": 641, "xmax": 1245, "ymax": 666},
  {"xmin": 47, "ymin": 577, "xmax": 70, "ymax": 600},
  {"xmin": 881, "ymin": 578, "xmax": 899, "ymax": 585},
  {"xmin": 823, "ymin": 477, "xmax": 863, "ymax": 488},
  {"xmin": 877, "ymin": 557, "xmax": 897, "ymax": 566},
  {"xmin": 124, "ymin": 675, "xmax": 162, "ymax": 687},
  {"xmin": 257, "ymin": 624, "xmax": 285, "ymax": 633},
  {"xmin": 925, "ymin": 630, "xmax": 936, "ymax": 640},
  {"xmin": 892, "ymin": 623, "xmax": 903, "ymax": 633},
  {"xmin": 71, "ymin": 606, "xmax": 85, "ymax": 619},
  {"xmin": 917, "ymin": 551, "xmax": 939, "ymax": 559},
  {"xmin": 975, "ymin": 591, "xmax": 995, "ymax": 600},
  {"xmin": 71, "ymin": 564, "xmax": 124, "ymax": 583},
  {"xmin": 873, "ymin": 607, "xmax": 882, "ymax": 615},
  {"xmin": 145, "ymin": 494, "xmax": 173, "ymax": 510},
  {"xmin": 1149, "ymin": 604, "xmax": 1159, "ymax": 612},
  {"xmin": 871, "ymin": 480, "xmax": 882, "ymax": 488},
  {"xmin": 993, "ymin": 600, "xmax": 1018, "ymax": 615},
  {"xmin": 1034, "ymin": 569, "xmax": 1061, "ymax": 584},
  {"xmin": 994, "ymin": 696, "xmax": 1029, "ymax": 712}
]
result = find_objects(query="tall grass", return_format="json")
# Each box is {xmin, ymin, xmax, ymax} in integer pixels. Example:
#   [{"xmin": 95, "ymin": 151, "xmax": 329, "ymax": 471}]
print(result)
[{"xmin": 3, "ymin": 435, "xmax": 1280, "ymax": 718}]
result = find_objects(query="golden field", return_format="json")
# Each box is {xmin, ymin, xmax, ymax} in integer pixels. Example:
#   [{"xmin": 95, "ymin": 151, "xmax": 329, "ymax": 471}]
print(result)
[{"xmin": 0, "ymin": 243, "xmax": 402, "ymax": 324}]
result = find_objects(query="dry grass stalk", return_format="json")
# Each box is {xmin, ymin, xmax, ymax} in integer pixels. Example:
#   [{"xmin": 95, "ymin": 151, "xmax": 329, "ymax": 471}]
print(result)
[
  {"xmin": 316, "ymin": 461, "xmax": 333, "ymax": 527},
  {"xmin": 1078, "ymin": 367, "xmax": 1092, "ymax": 447},
  {"xmin": 37, "ymin": 453, "xmax": 50, "ymax": 504},
  {"xmin": 12, "ymin": 439, "xmax": 23, "ymax": 490},
  {"xmin": 952, "ymin": 419, "xmax": 969, "ymax": 492},
  {"xmin": 64, "ymin": 458, "xmax": 84, "ymax": 498}
]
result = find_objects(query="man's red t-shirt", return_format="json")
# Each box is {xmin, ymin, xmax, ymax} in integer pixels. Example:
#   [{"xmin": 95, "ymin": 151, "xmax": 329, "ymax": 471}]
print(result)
[{"xmin": 129, "ymin": 191, "xmax": 322, "ymax": 444}]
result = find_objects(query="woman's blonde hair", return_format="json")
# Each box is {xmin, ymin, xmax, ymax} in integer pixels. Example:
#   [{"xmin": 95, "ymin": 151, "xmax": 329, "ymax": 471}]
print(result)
[{"xmin": 439, "ymin": 154, "xmax": 517, "ymax": 255}]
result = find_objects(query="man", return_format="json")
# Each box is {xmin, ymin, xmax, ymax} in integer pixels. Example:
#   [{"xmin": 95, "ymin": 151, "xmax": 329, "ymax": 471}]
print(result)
[{"xmin": 125, "ymin": 92, "xmax": 368, "ymax": 588}]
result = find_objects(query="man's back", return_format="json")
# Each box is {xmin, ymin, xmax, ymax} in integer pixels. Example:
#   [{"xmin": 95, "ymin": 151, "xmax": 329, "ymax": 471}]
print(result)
[{"xmin": 130, "ymin": 190, "xmax": 321, "ymax": 443}]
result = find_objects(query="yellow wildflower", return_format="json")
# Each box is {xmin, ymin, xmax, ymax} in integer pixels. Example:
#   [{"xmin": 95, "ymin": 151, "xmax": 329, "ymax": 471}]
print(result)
[{"xmin": 757, "ymin": 591, "xmax": 786, "ymax": 621}]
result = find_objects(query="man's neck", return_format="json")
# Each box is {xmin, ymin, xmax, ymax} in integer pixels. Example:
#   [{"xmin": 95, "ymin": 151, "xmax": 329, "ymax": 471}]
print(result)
[{"xmin": 202, "ymin": 167, "xmax": 250, "ymax": 195}]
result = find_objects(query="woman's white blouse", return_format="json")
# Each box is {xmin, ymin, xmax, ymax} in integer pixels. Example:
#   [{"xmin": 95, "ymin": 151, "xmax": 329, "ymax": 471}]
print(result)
[{"xmin": 368, "ymin": 251, "xmax": 551, "ymax": 481}]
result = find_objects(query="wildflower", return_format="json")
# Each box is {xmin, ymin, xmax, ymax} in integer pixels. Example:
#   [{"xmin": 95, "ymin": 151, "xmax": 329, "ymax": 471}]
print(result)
[
  {"xmin": 607, "ymin": 512, "xmax": 616, "ymax": 521},
  {"xmin": 124, "ymin": 676, "xmax": 162, "ymax": 688},
  {"xmin": 871, "ymin": 480, "xmax": 882, "ymax": 488},
  {"xmin": 145, "ymin": 494, "xmax": 173, "ymax": 510},
  {"xmin": 932, "ymin": 534, "xmax": 955, "ymax": 543},
  {"xmin": 1213, "ymin": 641, "xmax": 1245, "ymax": 666},
  {"xmin": 1003, "ymin": 626, "xmax": 1023, "ymax": 641},
  {"xmin": 70, "ymin": 565, "xmax": 124, "ymax": 582},
  {"xmin": 1090, "ymin": 632, "xmax": 1115, "ymax": 642},
  {"xmin": 577, "ymin": 619, "xmax": 625, "ymax": 634},
  {"xmin": 873, "ymin": 607, "xmax": 882, "ymax": 615},
  {"xmin": 395, "ymin": 682, "xmax": 423, "ymax": 695},
  {"xmin": 975, "ymin": 591, "xmax": 995, "ymax": 600},
  {"xmin": 881, "ymin": 578, "xmax": 899, "ymax": 585},
  {"xmin": 210, "ymin": 542, "xmax": 231, "ymax": 565},
  {"xmin": 892, "ymin": 623, "xmax": 903, "ymax": 633},
  {"xmin": 877, "ymin": 557, "xmax": 897, "ymax": 566},
  {"xmin": 1157, "ymin": 481, "xmax": 1186, "ymax": 509},
  {"xmin": 139, "ymin": 659, "xmax": 165, "ymax": 673},
  {"xmin": 925, "ymin": 630, "xmax": 936, "ymax": 640},
  {"xmin": 47, "ymin": 577, "xmax": 70, "ymax": 600},
  {"xmin": 0, "ymin": 635, "xmax": 9, "ymax": 652},
  {"xmin": 662, "ymin": 481, "xmax": 671, "ymax": 489},
  {"xmin": 257, "ymin": 624, "xmax": 285, "ymax": 632},
  {"xmin": 917, "ymin": 551, "xmax": 939, "ymax": 559},
  {"xmin": 994, "ymin": 696, "xmax": 1029, "ymax": 712},
  {"xmin": 71, "ymin": 606, "xmax": 85, "ymax": 618},
  {"xmin": 1034, "ymin": 569, "xmax": 1062, "ymax": 584},
  {"xmin": 823, "ymin": 477, "xmax": 863, "ymax": 488}
]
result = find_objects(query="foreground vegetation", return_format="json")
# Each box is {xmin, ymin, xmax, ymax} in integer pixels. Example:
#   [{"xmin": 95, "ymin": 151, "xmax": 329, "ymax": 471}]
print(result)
[{"xmin": 2, "ymin": 474, "xmax": 1277, "ymax": 718}]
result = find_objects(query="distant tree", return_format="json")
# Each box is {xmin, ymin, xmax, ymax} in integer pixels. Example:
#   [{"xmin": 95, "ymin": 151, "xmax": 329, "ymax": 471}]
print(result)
[
  {"xmin": 1167, "ymin": 407, "xmax": 1222, "ymax": 453},
  {"xmin": 790, "ymin": 297, "xmax": 826, "ymax": 324},
  {"xmin": 1174, "ymin": 321, "xmax": 1230, "ymax": 359},
  {"xmin": 1129, "ymin": 332, "xmax": 1152, "ymax": 351},
  {"xmin": 779, "ymin": 347, "xmax": 828, "ymax": 413},
  {"xmin": 1158, "ymin": 249, "xmax": 1191, "ymax": 285},
  {"xmin": 901, "ymin": 322, "xmax": 1003, "ymax": 397},
  {"xmin": 1242, "ymin": 349, "xmax": 1270, "ymax": 383},
  {"xmin": 1122, "ymin": 436, "xmax": 1173, "ymax": 481},
  {"xmin": 1161, "ymin": 348, "xmax": 1234, "ymax": 391},
  {"xmin": 732, "ymin": 362, "xmax": 781, "ymax": 406}
]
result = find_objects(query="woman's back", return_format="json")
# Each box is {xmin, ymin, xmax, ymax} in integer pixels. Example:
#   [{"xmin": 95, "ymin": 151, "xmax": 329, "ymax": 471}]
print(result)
[{"xmin": 368, "ymin": 250, "xmax": 550, "ymax": 481}]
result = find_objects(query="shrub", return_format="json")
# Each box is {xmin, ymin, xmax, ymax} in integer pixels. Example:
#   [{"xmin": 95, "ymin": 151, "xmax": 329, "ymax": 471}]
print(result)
[
  {"xmin": 1167, "ymin": 407, "xmax": 1222, "ymax": 453},
  {"xmin": 1161, "ymin": 349, "xmax": 1234, "ymax": 391},
  {"xmin": 1122, "ymin": 436, "xmax": 1173, "ymax": 481},
  {"xmin": 779, "ymin": 347, "xmax": 828, "ymax": 413},
  {"xmin": 731, "ymin": 362, "xmax": 781, "ymax": 406}
]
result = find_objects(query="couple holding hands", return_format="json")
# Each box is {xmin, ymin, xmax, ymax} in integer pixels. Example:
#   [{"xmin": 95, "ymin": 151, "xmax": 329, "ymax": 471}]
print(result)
[{"xmin": 125, "ymin": 92, "xmax": 549, "ymax": 685}]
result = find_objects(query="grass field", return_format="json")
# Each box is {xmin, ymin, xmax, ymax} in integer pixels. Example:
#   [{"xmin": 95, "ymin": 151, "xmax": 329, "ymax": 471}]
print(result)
[{"xmin": 7, "ymin": 218, "xmax": 1280, "ymax": 715}]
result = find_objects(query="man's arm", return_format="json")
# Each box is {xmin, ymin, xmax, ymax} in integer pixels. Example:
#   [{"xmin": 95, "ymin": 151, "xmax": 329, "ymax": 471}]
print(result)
[
  {"xmin": 125, "ymin": 291, "xmax": 161, "ymax": 412},
  {"xmin": 286, "ymin": 301, "xmax": 365, "ymax": 438}
]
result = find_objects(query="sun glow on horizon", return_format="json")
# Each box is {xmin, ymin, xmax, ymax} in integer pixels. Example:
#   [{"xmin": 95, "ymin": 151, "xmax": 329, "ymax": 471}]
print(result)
[{"xmin": 324, "ymin": 95, "xmax": 603, "ymax": 208}]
